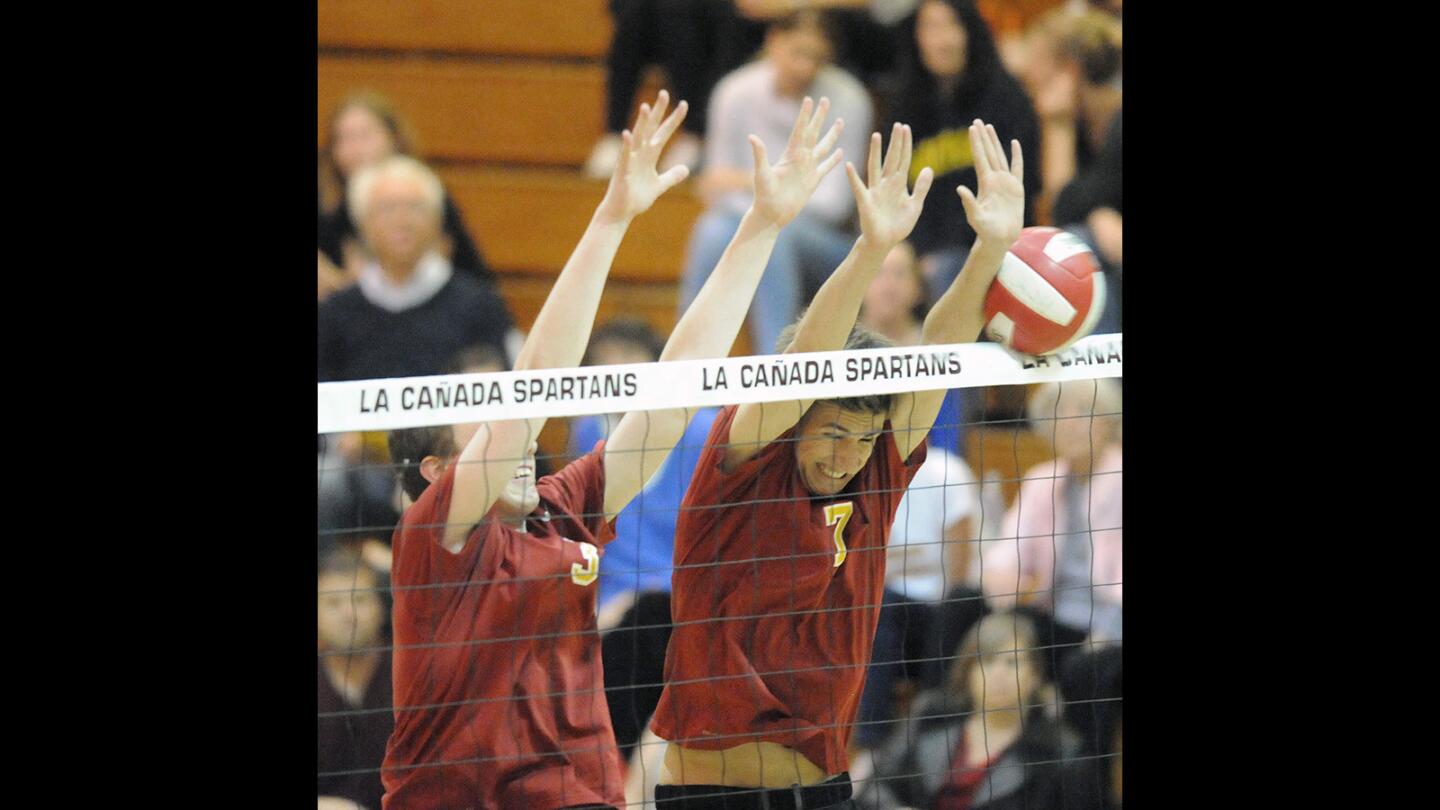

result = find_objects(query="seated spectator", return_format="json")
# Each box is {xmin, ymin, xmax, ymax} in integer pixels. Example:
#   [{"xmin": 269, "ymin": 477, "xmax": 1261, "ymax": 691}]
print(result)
[
  {"xmin": 980, "ymin": 378, "xmax": 1122, "ymax": 662},
  {"xmin": 317, "ymin": 549, "xmax": 394, "ymax": 810},
  {"xmin": 854, "ymin": 610, "xmax": 1098, "ymax": 810},
  {"xmin": 887, "ymin": 0, "xmax": 1041, "ymax": 305},
  {"xmin": 319, "ymin": 93, "xmax": 495, "ymax": 301},
  {"xmin": 678, "ymin": 10, "xmax": 872, "ymax": 355},
  {"xmin": 317, "ymin": 155, "xmax": 517, "ymax": 382},
  {"xmin": 724, "ymin": 0, "xmax": 915, "ymax": 92},
  {"xmin": 1025, "ymin": 6, "xmax": 1122, "ymax": 332},
  {"xmin": 583, "ymin": 0, "xmax": 730, "ymax": 179}
]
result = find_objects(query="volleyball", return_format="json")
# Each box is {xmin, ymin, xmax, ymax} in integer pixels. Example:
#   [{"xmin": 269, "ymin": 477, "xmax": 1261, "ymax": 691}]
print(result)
[{"xmin": 983, "ymin": 227, "xmax": 1106, "ymax": 355}]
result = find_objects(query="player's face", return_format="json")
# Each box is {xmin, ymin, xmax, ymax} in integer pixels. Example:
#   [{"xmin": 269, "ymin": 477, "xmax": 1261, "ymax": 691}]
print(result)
[
  {"xmin": 793, "ymin": 403, "xmax": 884, "ymax": 496},
  {"xmin": 968, "ymin": 649, "xmax": 1039, "ymax": 712},
  {"xmin": 362, "ymin": 174, "xmax": 441, "ymax": 273},
  {"xmin": 917, "ymin": 0, "xmax": 969, "ymax": 79},
  {"xmin": 332, "ymin": 105, "xmax": 396, "ymax": 178},
  {"xmin": 491, "ymin": 440, "xmax": 541, "ymax": 523},
  {"xmin": 767, "ymin": 27, "xmax": 832, "ymax": 98},
  {"xmin": 317, "ymin": 569, "xmax": 384, "ymax": 651}
]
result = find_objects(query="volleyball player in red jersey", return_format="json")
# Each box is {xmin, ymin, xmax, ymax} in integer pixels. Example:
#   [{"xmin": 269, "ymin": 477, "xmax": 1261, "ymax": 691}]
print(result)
[
  {"xmin": 379, "ymin": 94, "xmax": 849, "ymax": 810},
  {"xmin": 650, "ymin": 120, "xmax": 1026, "ymax": 809}
]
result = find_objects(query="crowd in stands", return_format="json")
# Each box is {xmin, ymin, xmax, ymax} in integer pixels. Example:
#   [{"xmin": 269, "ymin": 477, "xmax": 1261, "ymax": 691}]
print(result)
[{"xmin": 318, "ymin": 2, "xmax": 1122, "ymax": 807}]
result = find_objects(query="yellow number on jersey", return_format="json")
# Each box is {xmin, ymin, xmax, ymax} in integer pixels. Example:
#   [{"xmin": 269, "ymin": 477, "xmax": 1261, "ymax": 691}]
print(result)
[
  {"xmin": 824, "ymin": 502, "xmax": 854, "ymax": 568},
  {"xmin": 570, "ymin": 541, "xmax": 599, "ymax": 586}
]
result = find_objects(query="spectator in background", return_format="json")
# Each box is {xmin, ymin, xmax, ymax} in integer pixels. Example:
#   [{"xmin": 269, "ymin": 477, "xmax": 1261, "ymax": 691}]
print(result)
[
  {"xmin": 721, "ymin": 0, "xmax": 916, "ymax": 92},
  {"xmin": 318, "ymin": 550, "xmax": 394, "ymax": 810},
  {"xmin": 888, "ymin": 0, "xmax": 1041, "ymax": 305},
  {"xmin": 679, "ymin": 10, "xmax": 872, "ymax": 355},
  {"xmin": 1026, "ymin": 6, "xmax": 1121, "ymax": 332},
  {"xmin": 583, "ymin": 0, "xmax": 731, "ymax": 179},
  {"xmin": 317, "ymin": 155, "xmax": 517, "ymax": 383},
  {"xmin": 981, "ymin": 378, "xmax": 1122, "ymax": 669},
  {"xmin": 319, "ymin": 93, "xmax": 494, "ymax": 301},
  {"xmin": 854, "ymin": 610, "xmax": 1098, "ymax": 810}
]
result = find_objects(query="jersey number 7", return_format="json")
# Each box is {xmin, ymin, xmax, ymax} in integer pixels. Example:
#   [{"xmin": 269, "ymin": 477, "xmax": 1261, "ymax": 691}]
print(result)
[{"xmin": 824, "ymin": 502, "xmax": 854, "ymax": 569}]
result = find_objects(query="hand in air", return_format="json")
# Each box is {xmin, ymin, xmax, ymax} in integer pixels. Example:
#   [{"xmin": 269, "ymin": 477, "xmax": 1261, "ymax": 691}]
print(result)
[
  {"xmin": 957, "ymin": 120, "xmax": 1024, "ymax": 249},
  {"xmin": 845, "ymin": 122, "xmax": 934, "ymax": 249},
  {"xmin": 599, "ymin": 90, "xmax": 691, "ymax": 222},
  {"xmin": 749, "ymin": 96, "xmax": 846, "ymax": 228}
]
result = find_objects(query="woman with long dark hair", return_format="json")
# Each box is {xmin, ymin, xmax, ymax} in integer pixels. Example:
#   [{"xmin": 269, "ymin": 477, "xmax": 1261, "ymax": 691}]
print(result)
[{"xmin": 888, "ymin": 0, "xmax": 1041, "ymax": 304}]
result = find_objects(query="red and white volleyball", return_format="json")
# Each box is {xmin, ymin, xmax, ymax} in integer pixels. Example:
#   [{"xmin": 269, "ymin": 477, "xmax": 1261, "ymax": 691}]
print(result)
[{"xmin": 983, "ymin": 227, "xmax": 1106, "ymax": 355}]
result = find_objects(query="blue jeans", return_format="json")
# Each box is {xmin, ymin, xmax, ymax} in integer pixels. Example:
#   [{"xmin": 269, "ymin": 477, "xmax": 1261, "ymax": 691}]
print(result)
[{"xmin": 680, "ymin": 209, "xmax": 855, "ymax": 355}]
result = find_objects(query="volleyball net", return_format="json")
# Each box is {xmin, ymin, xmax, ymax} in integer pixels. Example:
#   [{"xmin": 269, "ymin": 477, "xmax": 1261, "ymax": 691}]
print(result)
[{"xmin": 317, "ymin": 333, "xmax": 1122, "ymax": 808}]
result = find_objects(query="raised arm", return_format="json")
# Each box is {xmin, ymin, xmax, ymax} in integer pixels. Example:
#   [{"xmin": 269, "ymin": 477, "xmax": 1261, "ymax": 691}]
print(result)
[
  {"xmin": 889, "ymin": 120, "xmax": 1026, "ymax": 459},
  {"xmin": 603, "ymin": 97, "xmax": 846, "ymax": 516},
  {"xmin": 723, "ymin": 122, "xmax": 934, "ymax": 470},
  {"xmin": 440, "ymin": 93, "xmax": 691, "ymax": 550}
]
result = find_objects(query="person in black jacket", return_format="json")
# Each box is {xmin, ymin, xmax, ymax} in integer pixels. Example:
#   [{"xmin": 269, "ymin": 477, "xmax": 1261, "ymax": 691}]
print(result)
[
  {"xmin": 885, "ymin": 0, "xmax": 1042, "ymax": 306},
  {"xmin": 854, "ymin": 610, "xmax": 1103, "ymax": 810},
  {"xmin": 319, "ymin": 92, "xmax": 494, "ymax": 301}
]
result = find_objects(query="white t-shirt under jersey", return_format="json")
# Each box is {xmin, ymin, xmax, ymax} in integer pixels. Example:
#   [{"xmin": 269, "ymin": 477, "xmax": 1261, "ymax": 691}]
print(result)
[{"xmin": 885, "ymin": 446, "xmax": 980, "ymax": 601}]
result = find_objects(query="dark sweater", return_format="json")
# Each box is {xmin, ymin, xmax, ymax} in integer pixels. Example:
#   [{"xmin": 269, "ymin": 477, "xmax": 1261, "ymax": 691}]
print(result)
[
  {"xmin": 317, "ymin": 651, "xmax": 394, "ymax": 810},
  {"xmin": 317, "ymin": 273, "xmax": 514, "ymax": 382}
]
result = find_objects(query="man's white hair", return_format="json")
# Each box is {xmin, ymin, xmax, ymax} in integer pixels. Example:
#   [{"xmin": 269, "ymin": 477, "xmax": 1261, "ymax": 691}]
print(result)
[
  {"xmin": 1027, "ymin": 377, "xmax": 1122, "ymax": 432},
  {"xmin": 347, "ymin": 154, "xmax": 445, "ymax": 225}
]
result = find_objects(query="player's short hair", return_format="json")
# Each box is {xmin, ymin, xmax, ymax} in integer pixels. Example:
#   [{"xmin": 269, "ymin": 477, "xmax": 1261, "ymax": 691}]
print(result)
[
  {"xmin": 586, "ymin": 318, "xmax": 664, "ymax": 366},
  {"xmin": 387, "ymin": 425, "xmax": 458, "ymax": 502},
  {"xmin": 776, "ymin": 316, "xmax": 897, "ymax": 415},
  {"xmin": 348, "ymin": 154, "xmax": 446, "ymax": 225}
]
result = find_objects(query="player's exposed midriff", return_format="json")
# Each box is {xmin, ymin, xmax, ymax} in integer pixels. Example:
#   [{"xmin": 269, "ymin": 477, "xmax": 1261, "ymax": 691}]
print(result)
[{"xmin": 659, "ymin": 741, "xmax": 832, "ymax": 788}]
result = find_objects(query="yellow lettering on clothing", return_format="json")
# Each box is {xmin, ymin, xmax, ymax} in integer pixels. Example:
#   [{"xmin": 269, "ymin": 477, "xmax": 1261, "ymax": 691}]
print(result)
[
  {"xmin": 911, "ymin": 129, "xmax": 975, "ymax": 183},
  {"xmin": 571, "ymin": 541, "xmax": 599, "ymax": 586},
  {"xmin": 824, "ymin": 502, "xmax": 854, "ymax": 568}
]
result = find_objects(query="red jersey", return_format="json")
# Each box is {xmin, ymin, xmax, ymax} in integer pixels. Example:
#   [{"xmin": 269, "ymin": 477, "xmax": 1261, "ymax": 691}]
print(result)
[
  {"xmin": 651, "ymin": 405, "xmax": 926, "ymax": 775},
  {"xmin": 381, "ymin": 443, "xmax": 624, "ymax": 810}
]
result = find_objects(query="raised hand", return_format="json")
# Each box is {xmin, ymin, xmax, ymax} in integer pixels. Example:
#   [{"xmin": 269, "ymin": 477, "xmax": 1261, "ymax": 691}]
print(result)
[
  {"xmin": 957, "ymin": 119, "xmax": 1024, "ymax": 248},
  {"xmin": 598, "ymin": 90, "xmax": 691, "ymax": 223},
  {"xmin": 749, "ymin": 96, "xmax": 846, "ymax": 228},
  {"xmin": 845, "ymin": 122, "xmax": 934, "ymax": 249}
]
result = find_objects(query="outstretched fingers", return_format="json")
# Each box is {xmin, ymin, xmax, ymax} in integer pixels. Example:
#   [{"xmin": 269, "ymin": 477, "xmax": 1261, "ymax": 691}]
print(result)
[
  {"xmin": 805, "ymin": 97, "xmax": 832, "ymax": 146},
  {"xmin": 1009, "ymin": 137, "xmax": 1024, "ymax": 182},
  {"xmin": 787, "ymin": 96, "xmax": 815, "ymax": 150},
  {"xmin": 910, "ymin": 165, "xmax": 935, "ymax": 204},
  {"xmin": 652, "ymin": 98, "xmax": 689, "ymax": 149},
  {"xmin": 867, "ymin": 131, "xmax": 883, "ymax": 185},
  {"xmin": 881, "ymin": 122, "xmax": 904, "ymax": 177},
  {"xmin": 813, "ymin": 117, "xmax": 844, "ymax": 160}
]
